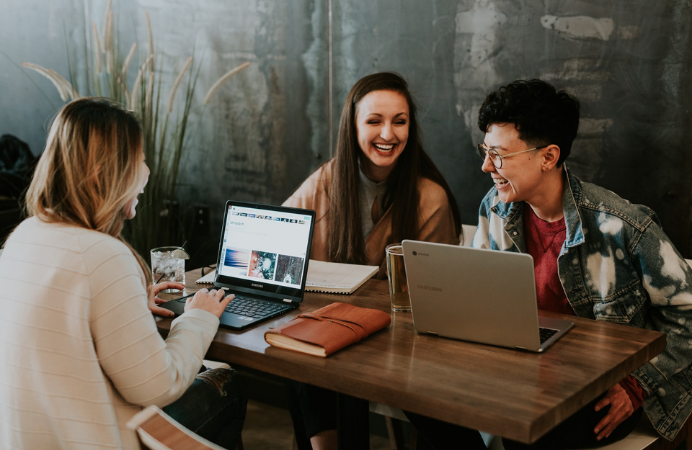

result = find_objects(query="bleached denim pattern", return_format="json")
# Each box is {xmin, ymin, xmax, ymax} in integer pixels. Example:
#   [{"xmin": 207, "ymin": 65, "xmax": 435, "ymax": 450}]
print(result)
[{"xmin": 472, "ymin": 166, "xmax": 692, "ymax": 440}]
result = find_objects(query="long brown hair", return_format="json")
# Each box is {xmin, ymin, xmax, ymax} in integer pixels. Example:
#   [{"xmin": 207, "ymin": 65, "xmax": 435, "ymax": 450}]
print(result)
[
  {"xmin": 25, "ymin": 97, "xmax": 152, "ymax": 285},
  {"xmin": 326, "ymin": 72, "xmax": 461, "ymax": 264}
]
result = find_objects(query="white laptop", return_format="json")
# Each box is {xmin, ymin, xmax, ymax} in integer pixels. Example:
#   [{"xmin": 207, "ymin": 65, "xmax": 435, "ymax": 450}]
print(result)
[{"xmin": 402, "ymin": 240, "xmax": 573, "ymax": 352}]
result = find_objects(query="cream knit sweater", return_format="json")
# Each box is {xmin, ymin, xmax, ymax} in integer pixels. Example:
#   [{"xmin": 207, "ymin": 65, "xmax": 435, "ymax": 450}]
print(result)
[{"xmin": 0, "ymin": 218, "xmax": 219, "ymax": 449}]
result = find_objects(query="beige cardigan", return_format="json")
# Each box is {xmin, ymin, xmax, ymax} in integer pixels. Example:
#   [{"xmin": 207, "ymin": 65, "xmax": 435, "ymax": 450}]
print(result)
[
  {"xmin": 0, "ymin": 218, "xmax": 219, "ymax": 449},
  {"xmin": 284, "ymin": 161, "xmax": 459, "ymax": 279}
]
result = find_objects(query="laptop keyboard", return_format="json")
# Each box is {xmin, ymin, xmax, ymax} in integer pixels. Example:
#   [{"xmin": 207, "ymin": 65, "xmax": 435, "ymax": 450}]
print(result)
[
  {"xmin": 224, "ymin": 296, "xmax": 291, "ymax": 319},
  {"xmin": 171, "ymin": 292, "xmax": 292, "ymax": 319},
  {"xmin": 539, "ymin": 327, "xmax": 558, "ymax": 344}
]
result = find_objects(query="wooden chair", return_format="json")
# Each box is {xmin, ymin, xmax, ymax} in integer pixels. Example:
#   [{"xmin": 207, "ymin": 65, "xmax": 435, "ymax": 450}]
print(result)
[
  {"xmin": 589, "ymin": 415, "xmax": 692, "ymax": 450},
  {"xmin": 477, "ymin": 414, "xmax": 692, "ymax": 450},
  {"xmin": 127, "ymin": 405, "xmax": 228, "ymax": 450},
  {"xmin": 461, "ymin": 224, "xmax": 477, "ymax": 247},
  {"xmin": 128, "ymin": 360, "xmax": 243, "ymax": 450},
  {"xmin": 289, "ymin": 403, "xmax": 414, "ymax": 450},
  {"xmin": 481, "ymin": 414, "xmax": 691, "ymax": 450},
  {"xmin": 369, "ymin": 402, "xmax": 416, "ymax": 450}
]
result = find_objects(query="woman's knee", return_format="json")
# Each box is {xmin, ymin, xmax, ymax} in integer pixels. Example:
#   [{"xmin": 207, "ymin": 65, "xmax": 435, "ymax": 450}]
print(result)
[{"xmin": 196, "ymin": 368, "xmax": 244, "ymax": 399}]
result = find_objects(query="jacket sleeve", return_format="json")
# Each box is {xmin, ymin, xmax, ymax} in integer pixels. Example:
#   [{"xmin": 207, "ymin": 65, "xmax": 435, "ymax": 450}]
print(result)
[
  {"xmin": 471, "ymin": 191, "xmax": 494, "ymax": 249},
  {"xmin": 632, "ymin": 220, "xmax": 692, "ymax": 381},
  {"xmin": 87, "ymin": 239, "xmax": 219, "ymax": 407}
]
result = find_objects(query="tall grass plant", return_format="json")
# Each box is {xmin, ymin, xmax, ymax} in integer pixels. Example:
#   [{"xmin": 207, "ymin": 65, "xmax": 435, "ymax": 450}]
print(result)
[{"xmin": 22, "ymin": 0, "xmax": 249, "ymax": 256}]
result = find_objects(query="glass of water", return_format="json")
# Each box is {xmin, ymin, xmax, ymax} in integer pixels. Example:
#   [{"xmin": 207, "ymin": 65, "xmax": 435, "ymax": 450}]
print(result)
[
  {"xmin": 386, "ymin": 243, "xmax": 410, "ymax": 312},
  {"xmin": 151, "ymin": 246, "xmax": 186, "ymax": 292}
]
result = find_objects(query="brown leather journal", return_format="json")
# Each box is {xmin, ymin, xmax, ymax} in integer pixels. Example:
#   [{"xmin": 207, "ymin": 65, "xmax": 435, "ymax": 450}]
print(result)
[{"xmin": 264, "ymin": 302, "xmax": 391, "ymax": 357}]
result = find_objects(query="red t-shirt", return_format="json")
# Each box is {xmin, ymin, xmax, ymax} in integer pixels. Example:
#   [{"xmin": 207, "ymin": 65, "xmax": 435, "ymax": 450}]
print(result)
[
  {"xmin": 523, "ymin": 203, "xmax": 572, "ymax": 315},
  {"xmin": 523, "ymin": 203, "xmax": 645, "ymax": 410}
]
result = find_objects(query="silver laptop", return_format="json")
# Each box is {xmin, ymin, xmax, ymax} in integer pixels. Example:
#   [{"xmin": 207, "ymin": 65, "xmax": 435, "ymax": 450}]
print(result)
[{"xmin": 402, "ymin": 240, "xmax": 573, "ymax": 352}]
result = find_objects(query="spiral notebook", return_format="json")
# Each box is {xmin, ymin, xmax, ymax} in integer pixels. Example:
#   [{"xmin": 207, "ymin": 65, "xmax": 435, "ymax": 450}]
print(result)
[
  {"xmin": 303, "ymin": 260, "xmax": 378, "ymax": 294},
  {"xmin": 196, "ymin": 260, "xmax": 377, "ymax": 294},
  {"xmin": 196, "ymin": 270, "xmax": 216, "ymax": 284}
]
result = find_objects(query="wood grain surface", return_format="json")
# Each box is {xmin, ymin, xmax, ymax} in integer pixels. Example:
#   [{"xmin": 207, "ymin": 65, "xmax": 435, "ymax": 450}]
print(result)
[{"xmin": 157, "ymin": 268, "xmax": 666, "ymax": 443}]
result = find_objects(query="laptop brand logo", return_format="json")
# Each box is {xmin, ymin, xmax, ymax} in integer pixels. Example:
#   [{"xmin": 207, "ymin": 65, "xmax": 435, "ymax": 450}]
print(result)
[
  {"xmin": 417, "ymin": 284, "xmax": 442, "ymax": 292},
  {"xmin": 251, "ymin": 283, "xmax": 263, "ymax": 288}
]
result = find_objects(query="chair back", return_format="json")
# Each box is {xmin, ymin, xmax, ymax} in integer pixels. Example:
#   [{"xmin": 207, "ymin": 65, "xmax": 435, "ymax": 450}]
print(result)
[
  {"xmin": 461, "ymin": 224, "xmax": 477, "ymax": 247},
  {"xmin": 127, "ymin": 405, "xmax": 225, "ymax": 450}
]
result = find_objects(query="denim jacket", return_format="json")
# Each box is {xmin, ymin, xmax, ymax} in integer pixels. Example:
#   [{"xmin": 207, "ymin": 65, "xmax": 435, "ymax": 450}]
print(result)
[{"xmin": 472, "ymin": 166, "xmax": 692, "ymax": 440}]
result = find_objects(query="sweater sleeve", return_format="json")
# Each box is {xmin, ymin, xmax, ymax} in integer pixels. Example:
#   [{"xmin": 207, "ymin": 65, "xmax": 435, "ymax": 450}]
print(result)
[
  {"xmin": 283, "ymin": 164, "xmax": 329, "ymax": 210},
  {"xmin": 283, "ymin": 184, "xmax": 312, "ymax": 209},
  {"xmin": 416, "ymin": 179, "xmax": 459, "ymax": 246},
  {"xmin": 86, "ymin": 238, "xmax": 219, "ymax": 407}
]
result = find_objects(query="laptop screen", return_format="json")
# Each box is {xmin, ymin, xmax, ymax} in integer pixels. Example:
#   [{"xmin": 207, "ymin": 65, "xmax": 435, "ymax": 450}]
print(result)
[{"xmin": 214, "ymin": 202, "xmax": 315, "ymax": 300}]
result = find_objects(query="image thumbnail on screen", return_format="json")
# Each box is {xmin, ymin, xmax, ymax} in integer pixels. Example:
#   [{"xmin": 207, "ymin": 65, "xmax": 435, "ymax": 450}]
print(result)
[
  {"xmin": 275, "ymin": 255, "xmax": 305, "ymax": 285},
  {"xmin": 248, "ymin": 251, "xmax": 277, "ymax": 280},
  {"xmin": 224, "ymin": 248, "xmax": 250, "ymax": 270}
]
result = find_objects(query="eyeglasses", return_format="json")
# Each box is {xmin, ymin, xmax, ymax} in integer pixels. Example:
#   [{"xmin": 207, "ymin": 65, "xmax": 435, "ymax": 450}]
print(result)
[{"xmin": 477, "ymin": 143, "xmax": 547, "ymax": 169}]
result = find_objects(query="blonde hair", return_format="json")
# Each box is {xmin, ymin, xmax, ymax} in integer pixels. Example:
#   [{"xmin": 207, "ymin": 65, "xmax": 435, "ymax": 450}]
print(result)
[{"xmin": 26, "ymin": 97, "xmax": 152, "ymax": 285}]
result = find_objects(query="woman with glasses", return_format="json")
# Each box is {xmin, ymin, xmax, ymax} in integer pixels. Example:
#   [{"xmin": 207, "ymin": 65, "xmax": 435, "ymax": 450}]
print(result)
[
  {"xmin": 0, "ymin": 98, "xmax": 246, "ymax": 450},
  {"xmin": 473, "ymin": 79, "xmax": 692, "ymax": 449},
  {"xmin": 283, "ymin": 72, "xmax": 462, "ymax": 450}
]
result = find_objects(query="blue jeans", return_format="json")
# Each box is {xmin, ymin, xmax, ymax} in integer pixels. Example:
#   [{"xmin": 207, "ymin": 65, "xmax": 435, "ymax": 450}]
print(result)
[{"xmin": 163, "ymin": 367, "xmax": 247, "ymax": 449}]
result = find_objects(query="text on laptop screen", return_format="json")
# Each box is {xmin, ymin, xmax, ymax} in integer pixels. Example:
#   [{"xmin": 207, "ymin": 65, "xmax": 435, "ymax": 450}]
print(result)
[{"xmin": 217, "ymin": 205, "xmax": 313, "ymax": 288}]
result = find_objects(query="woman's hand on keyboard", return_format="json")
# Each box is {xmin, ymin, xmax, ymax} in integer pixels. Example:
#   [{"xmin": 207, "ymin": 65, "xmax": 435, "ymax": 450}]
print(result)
[
  {"xmin": 148, "ymin": 281, "xmax": 186, "ymax": 317},
  {"xmin": 185, "ymin": 288, "xmax": 234, "ymax": 318}
]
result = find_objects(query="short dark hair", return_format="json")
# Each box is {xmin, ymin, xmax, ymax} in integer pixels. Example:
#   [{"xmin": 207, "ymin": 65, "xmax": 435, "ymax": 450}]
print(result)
[{"xmin": 478, "ymin": 79, "xmax": 580, "ymax": 165}]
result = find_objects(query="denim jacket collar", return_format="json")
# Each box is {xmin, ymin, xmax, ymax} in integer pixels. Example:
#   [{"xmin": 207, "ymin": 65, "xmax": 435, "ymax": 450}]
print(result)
[
  {"xmin": 562, "ymin": 167, "xmax": 585, "ymax": 249},
  {"xmin": 490, "ymin": 165, "xmax": 584, "ymax": 250}
]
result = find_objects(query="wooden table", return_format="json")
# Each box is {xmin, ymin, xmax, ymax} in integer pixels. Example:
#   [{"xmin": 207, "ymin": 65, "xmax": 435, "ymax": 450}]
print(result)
[{"xmin": 157, "ymin": 269, "xmax": 666, "ymax": 446}]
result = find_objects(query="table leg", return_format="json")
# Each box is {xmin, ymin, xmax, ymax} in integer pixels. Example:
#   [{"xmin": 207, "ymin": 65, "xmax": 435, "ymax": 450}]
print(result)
[{"xmin": 336, "ymin": 393, "xmax": 369, "ymax": 450}]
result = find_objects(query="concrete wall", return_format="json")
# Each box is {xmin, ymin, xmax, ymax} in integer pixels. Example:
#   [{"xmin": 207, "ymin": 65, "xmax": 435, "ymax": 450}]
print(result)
[
  {"xmin": 0, "ymin": 0, "xmax": 82, "ymax": 156},
  {"xmin": 2, "ymin": 0, "xmax": 691, "ymax": 256}
]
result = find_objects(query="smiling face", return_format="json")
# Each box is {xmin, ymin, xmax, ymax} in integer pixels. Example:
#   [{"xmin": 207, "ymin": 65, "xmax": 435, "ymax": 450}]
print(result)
[
  {"xmin": 481, "ymin": 123, "xmax": 549, "ymax": 205},
  {"xmin": 355, "ymin": 89, "xmax": 409, "ymax": 182},
  {"xmin": 123, "ymin": 148, "xmax": 150, "ymax": 219}
]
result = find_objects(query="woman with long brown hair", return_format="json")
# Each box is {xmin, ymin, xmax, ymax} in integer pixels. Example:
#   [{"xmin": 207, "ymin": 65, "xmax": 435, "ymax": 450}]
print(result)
[
  {"xmin": 284, "ymin": 72, "xmax": 462, "ymax": 449},
  {"xmin": 0, "ymin": 98, "xmax": 245, "ymax": 449},
  {"xmin": 285, "ymin": 71, "xmax": 461, "ymax": 278}
]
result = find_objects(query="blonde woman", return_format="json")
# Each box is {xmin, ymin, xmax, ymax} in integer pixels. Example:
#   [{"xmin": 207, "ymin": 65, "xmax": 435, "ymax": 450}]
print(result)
[{"xmin": 0, "ymin": 98, "xmax": 246, "ymax": 449}]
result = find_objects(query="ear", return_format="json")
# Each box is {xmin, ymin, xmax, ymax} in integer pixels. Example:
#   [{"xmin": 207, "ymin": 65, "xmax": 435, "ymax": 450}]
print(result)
[{"xmin": 541, "ymin": 145, "xmax": 561, "ymax": 171}]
